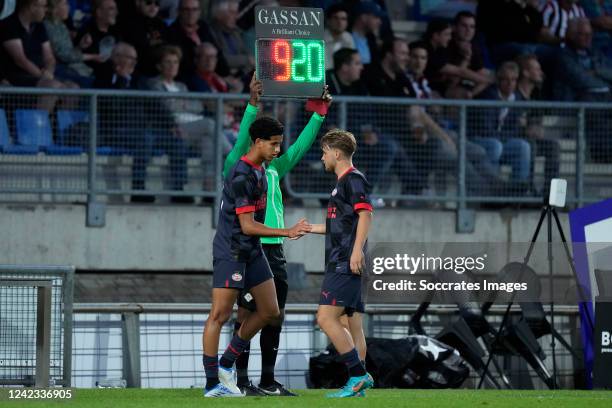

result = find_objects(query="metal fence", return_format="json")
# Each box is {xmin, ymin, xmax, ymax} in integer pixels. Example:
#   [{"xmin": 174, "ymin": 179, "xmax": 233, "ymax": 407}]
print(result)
[
  {"xmin": 70, "ymin": 303, "xmax": 582, "ymax": 390},
  {"xmin": 0, "ymin": 265, "xmax": 75, "ymax": 387},
  {"xmin": 1, "ymin": 87, "xmax": 611, "ymax": 211}
]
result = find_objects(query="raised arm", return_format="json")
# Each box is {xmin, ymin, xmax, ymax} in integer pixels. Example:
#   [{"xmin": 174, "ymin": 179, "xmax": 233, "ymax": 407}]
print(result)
[
  {"xmin": 270, "ymin": 87, "xmax": 332, "ymax": 178},
  {"xmin": 223, "ymin": 74, "xmax": 262, "ymax": 177}
]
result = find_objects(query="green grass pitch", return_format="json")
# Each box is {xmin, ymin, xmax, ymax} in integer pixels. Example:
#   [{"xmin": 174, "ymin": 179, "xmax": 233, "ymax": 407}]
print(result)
[{"xmin": 3, "ymin": 389, "xmax": 612, "ymax": 408}]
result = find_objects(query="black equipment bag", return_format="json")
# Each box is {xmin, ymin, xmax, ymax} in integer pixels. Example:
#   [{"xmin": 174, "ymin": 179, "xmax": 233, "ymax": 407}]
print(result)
[{"xmin": 309, "ymin": 335, "xmax": 469, "ymax": 389}]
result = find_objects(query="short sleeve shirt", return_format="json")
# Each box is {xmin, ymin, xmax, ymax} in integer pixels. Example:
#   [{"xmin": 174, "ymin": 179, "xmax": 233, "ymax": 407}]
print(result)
[
  {"xmin": 213, "ymin": 156, "xmax": 268, "ymax": 262},
  {"xmin": 325, "ymin": 167, "xmax": 373, "ymax": 266},
  {"xmin": 0, "ymin": 13, "xmax": 48, "ymax": 77}
]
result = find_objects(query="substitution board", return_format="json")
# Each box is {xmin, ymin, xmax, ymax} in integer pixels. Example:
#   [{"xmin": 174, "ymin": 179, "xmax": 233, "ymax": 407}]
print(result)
[{"xmin": 255, "ymin": 6, "xmax": 325, "ymax": 98}]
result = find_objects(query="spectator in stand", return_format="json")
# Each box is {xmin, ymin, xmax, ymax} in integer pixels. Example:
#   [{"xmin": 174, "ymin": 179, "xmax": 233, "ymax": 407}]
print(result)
[
  {"xmin": 477, "ymin": 0, "xmax": 558, "ymax": 66},
  {"xmin": 208, "ymin": 0, "xmax": 251, "ymax": 76},
  {"xmin": 326, "ymin": 47, "xmax": 367, "ymax": 95},
  {"xmin": 0, "ymin": 0, "xmax": 71, "ymax": 111},
  {"xmin": 515, "ymin": 53, "xmax": 560, "ymax": 195},
  {"xmin": 405, "ymin": 41, "xmax": 433, "ymax": 99},
  {"xmin": 364, "ymin": 37, "xmax": 411, "ymax": 96},
  {"xmin": 541, "ymin": 0, "xmax": 586, "ymax": 41},
  {"xmin": 95, "ymin": 42, "xmax": 190, "ymax": 203},
  {"xmin": 553, "ymin": 17, "xmax": 612, "ymax": 100},
  {"xmin": 472, "ymin": 61, "xmax": 532, "ymax": 186},
  {"xmin": 147, "ymin": 45, "xmax": 219, "ymax": 195},
  {"xmin": 44, "ymin": 0, "xmax": 100, "ymax": 87},
  {"xmin": 165, "ymin": 0, "xmax": 230, "ymax": 80},
  {"xmin": 324, "ymin": 4, "xmax": 355, "ymax": 70},
  {"xmin": 406, "ymin": 40, "xmax": 501, "ymax": 196},
  {"xmin": 76, "ymin": 0, "xmax": 120, "ymax": 77},
  {"xmin": 1, "ymin": 0, "xmax": 57, "ymax": 86},
  {"xmin": 423, "ymin": 18, "xmax": 492, "ymax": 98},
  {"xmin": 118, "ymin": 0, "xmax": 167, "ymax": 77},
  {"xmin": 187, "ymin": 42, "xmax": 242, "ymax": 93},
  {"xmin": 581, "ymin": 0, "xmax": 612, "ymax": 56},
  {"xmin": 553, "ymin": 17, "xmax": 612, "ymax": 161},
  {"xmin": 350, "ymin": 1, "xmax": 384, "ymax": 65},
  {"xmin": 365, "ymin": 38, "xmax": 483, "ymax": 200},
  {"xmin": 446, "ymin": 11, "xmax": 493, "ymax": 98},
  {"xmin": 325, "ymin": 47, "xmax": 420, "ymax": 206}
]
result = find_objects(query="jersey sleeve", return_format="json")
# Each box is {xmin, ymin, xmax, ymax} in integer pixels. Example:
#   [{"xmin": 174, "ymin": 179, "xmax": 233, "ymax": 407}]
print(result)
[
  {"xmin": 231, "ymin": 173, "xmax": 257, "ymax": 214},
  {"xmin": 269, "ymin": 112, "xmax": 324, "ymax": 178},
  {"xmin": 347, "ymin": 175, "xmax": 373, "ymax": 213}
]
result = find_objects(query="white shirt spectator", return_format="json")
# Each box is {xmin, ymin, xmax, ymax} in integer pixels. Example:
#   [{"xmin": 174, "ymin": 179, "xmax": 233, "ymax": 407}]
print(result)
[{"xmin": 324, "ymin": 29, "xmax": 355, "ymax": 70}]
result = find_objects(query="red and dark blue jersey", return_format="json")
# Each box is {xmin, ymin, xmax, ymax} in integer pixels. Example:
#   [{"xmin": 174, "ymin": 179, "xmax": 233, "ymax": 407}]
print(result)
[
  {"xmin": 213, "ymin": 156, "xmax": 267, "ymax": 262},
  {"xmin": 325, "ymin": 167, "xmax": 373, "ymax": 266}
]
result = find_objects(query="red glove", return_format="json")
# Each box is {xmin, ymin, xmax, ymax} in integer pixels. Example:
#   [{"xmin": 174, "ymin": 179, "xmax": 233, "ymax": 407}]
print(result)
[{"xmin": 305, "ymin": 98, "xmax": 329, "ymax": 116}]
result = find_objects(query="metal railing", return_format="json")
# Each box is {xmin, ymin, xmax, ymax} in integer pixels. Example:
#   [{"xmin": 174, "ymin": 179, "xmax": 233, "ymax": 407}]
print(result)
[
  {"xmin": 0, "ymin": 279, "xmax": 52, "ymax": 387},
  {"xmin": 70, "ymin": 302, "xmax": 582, "ymax": 390},
  {"xmin": 0, "ymin": 265, "xmax": 75, "ymax": 387},
  {"xmin": 1, "ymin": 87, "xmax": 611, "ymax": 217}
]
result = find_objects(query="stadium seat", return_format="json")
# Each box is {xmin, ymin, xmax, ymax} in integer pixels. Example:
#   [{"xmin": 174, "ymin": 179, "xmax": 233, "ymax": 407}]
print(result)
[
  {"xmin": 56, "ymin": 110, "xmax": 89, "ymax": 144},
  {"xmin": 56, "ymin": 110, "xmax": 139, "ymax": 156},
  {"xmin": 0, "ymin": 108, "xmax": 11, "ymax": 150},
  {"xmin": 15, "ymin": 109, "xmax": 83, "ymax": 155},
  {"xmin": 0, "ymin": 108, "xmax": 39, "ymax": 155},
  {"xmin": 56, "ymin": 110, "xmax": 120, "ymax": 155}
]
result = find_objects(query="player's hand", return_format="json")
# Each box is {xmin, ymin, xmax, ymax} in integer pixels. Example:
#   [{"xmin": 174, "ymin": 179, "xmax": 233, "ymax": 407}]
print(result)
[
  {"xmin": 305, "ymin": 85, "xmax": 332, "ymax": 116},
  {"xmin": 350, "ymin": 249, "xmax": 365, "ymax": 275},
  {"xmin": 287, "ymin": 218, "xmax": 312, "ymax": 239},
  {"xmin": 322, "ymin": 85, "xmax": 332, "ymax": 107},
  {"xmin": 249, "ymin": 73, "xmax": 263, "ymax": 106}
]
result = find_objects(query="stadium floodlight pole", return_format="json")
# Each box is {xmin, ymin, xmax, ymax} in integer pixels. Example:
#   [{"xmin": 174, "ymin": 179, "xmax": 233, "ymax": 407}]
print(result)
[{"xmin": 477, "ymin": 179, "xmax": 594, "ymax": 390}]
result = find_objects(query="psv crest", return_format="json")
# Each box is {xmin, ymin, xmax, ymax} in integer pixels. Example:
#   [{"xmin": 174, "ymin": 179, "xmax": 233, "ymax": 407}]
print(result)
[
  {"xmin": 331, "ymin": 188, "xmax": 337, "ymax": 197},
  {"xmin": 232, "ymin": 273, "xmax": 243, "ymax": 282}
]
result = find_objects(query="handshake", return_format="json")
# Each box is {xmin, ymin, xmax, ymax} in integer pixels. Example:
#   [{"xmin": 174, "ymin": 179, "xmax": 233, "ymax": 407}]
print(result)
[{"xmin": 286, "ymin": 218, "xmax": 314, "ymax": 240}]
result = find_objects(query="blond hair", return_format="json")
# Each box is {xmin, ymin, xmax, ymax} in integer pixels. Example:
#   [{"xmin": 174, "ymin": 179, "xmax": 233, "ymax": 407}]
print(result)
[{"xmin": 321, "ymin": 129, "xmax": 357, "ymax": 157}]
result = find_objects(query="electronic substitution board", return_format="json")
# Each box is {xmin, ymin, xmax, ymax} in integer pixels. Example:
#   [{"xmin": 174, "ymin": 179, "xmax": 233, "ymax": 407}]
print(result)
[{"xmin": 255, "ymin": 6, "xmax": 325, "ymax": 98}]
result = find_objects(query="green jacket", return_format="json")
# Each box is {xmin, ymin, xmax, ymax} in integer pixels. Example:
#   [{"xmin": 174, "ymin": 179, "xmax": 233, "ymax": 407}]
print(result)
[{"xmin": 223, "ymin": 103, "xmax": 324, "ymax": 244}]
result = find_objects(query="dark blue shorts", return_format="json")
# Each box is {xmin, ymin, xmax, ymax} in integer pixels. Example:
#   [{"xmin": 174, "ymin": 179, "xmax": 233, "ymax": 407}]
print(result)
[
  {"xmin": 319, "ymin": 262, "xmax": 363, "ymax": 315},
  {"xmin": 238, "ymin": 244, "xmax": 288, "ymax": 311},
  {"xmin": 213, "ymin": 252, "xmax": 273, "ymax": 290}
]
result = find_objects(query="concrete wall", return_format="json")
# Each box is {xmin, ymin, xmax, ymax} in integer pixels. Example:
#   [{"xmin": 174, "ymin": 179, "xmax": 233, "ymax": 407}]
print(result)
[{"xmin": 0, "ymin": 204, "xmax": 572, "ymax": 272}]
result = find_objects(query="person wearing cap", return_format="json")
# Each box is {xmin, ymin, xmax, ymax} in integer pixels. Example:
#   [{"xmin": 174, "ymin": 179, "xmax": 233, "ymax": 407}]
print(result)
[
  {"xmin": 117, "ymin": 0, "xmax": 167, "ymax": 77},
  {"xmin": 350, "ymin": 1, "xmax": 384, "ymax": 65}
]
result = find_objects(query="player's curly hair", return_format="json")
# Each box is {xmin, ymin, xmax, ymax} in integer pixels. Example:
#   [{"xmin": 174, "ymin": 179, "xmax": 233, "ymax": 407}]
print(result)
[
  {"xmin": 249, "ymin": 117, "xmax": 284, "ymax": 142},
  {"xmin": 321, "ymin": 129, "xmax": 356, "ymax": 157}
]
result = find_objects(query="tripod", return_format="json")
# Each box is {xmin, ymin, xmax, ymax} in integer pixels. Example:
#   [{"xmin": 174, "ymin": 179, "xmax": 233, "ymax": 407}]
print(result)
[{"xmin": 477, "ymin": 203, "xmax": 595, "ymax": 389}]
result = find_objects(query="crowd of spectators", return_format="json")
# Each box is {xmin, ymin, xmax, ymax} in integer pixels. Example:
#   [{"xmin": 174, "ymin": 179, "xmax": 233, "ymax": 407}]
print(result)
[{"xmin": 1, "ymin": 0, "xmax": 611, "ymax": 204}]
